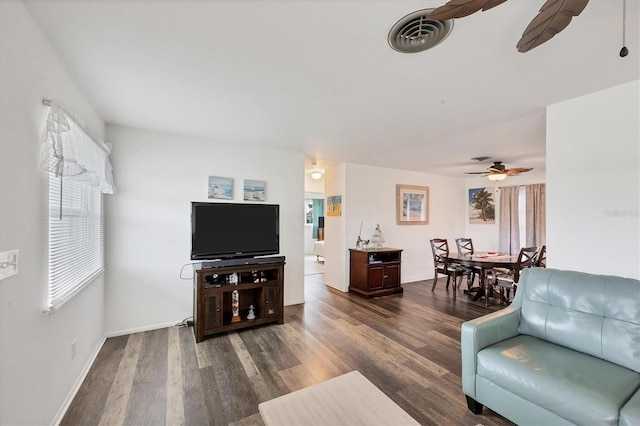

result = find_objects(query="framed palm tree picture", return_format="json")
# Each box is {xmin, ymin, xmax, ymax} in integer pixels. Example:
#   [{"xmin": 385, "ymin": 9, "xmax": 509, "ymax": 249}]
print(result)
[{"xmin": 469, "ymin": 187, "xmax": 495, "ymax": 224}]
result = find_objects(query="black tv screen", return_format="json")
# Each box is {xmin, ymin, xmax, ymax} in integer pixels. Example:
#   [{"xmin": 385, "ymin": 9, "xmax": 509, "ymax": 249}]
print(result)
[{"xmin": 191, "ymin": 202, "xmax": 280, "ymax": 260}]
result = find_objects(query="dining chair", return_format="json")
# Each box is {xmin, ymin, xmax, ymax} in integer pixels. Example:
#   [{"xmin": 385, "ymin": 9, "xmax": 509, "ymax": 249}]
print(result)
[
  {"xmin": 430, "ymin": 238, "xmax": 465, "ymax": 297},
  {"xmin": 455, "ymin": 237, "xmax": 481, "ymax": 290},
  {"xmin": 491, "ymin": 246, "xmax": 539, "ymax": 304},
  {"xmin": 535, "ymin": 245, "xmax": 546, "ymax": 268}
]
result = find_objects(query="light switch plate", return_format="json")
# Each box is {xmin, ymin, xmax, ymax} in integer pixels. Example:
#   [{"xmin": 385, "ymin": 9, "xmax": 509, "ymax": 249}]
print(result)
[{"xmin": 0, "ymin": 249, "xmax": 19, "ymax": 280}]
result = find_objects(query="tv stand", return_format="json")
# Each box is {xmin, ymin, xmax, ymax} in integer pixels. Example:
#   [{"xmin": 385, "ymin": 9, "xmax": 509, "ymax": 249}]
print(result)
[
  {"xmin": 193, "ymin": 258, "xmax": 285, "ymax": 343},
  {"xmin": 201, "ymin": 255, "xmax": 286, "ymax": 269}
]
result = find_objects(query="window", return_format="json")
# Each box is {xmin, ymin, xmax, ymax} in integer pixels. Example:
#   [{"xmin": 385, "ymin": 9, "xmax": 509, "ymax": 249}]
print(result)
[
  {"xmin": 40, "ymin": 100, "xmax": 114, "ymax": 312},
  {"xmin": 498, "ymin": 184, "xmax": 546, "ymax": 254},
  {"xmin": 47, "ymin": 175, "xmax": 103, "ymax": 311},
  {"xmin": 518, "ymin": 186, "xmax": 526, "ymax": 246}
]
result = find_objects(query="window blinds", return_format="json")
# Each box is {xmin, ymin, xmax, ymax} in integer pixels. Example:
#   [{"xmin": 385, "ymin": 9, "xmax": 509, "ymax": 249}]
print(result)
[
  {"xmin": 41, "ymin": 100, "xmax": 114, "ymax": 312},
  {"xmin": 47, "ymin": 174, "xmax": 103, "ymax": 312}
]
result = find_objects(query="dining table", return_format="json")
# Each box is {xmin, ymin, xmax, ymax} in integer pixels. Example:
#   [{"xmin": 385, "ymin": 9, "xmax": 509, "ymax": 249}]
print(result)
[{"xmin": 442, "ymin": 252, "xmax": 519, "ymax": 305}]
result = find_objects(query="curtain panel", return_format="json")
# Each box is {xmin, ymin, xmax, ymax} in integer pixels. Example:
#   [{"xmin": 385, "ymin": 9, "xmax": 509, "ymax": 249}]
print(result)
[
  {"xmin": 526, "ymin": 184, "xmax": 546, "ymax": 247},
  {"xmin": 312, "ymin": 198, "xmax": 324, "ymax": 239},
  {"xmin": 40, "ymin": 102, "xmax": 115, "ymax": 194},
  {"xmin": 499, "ymin": 186, "xmax": 520, "ymax": 255}
]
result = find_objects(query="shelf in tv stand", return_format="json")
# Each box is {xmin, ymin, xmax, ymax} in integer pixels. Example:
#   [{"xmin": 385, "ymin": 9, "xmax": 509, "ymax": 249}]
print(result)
[{"xmin": 193, "ymin": 259, "xmax": 285, "ymax": 343}]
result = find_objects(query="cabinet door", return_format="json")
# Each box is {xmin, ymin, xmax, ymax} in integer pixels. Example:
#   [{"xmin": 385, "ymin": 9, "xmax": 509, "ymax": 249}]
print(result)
[
  {"xmin": 382, "ymin": 264, "xmax": 400, "ymax": 288},
  {"xmin": 264, "ymin": 285, "xmax": 280, "ymax": 318},
  {"xmin": 202, "ymin": 293, "xmax": 222, "ymax": 333},
  {"xmin": 367, "ymin": 265, "xmax": 385, "ymax": 290}
]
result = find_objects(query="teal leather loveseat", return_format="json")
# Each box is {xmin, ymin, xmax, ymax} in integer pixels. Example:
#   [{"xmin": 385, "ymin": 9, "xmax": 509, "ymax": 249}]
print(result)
[{"xmin": 462, "ymin": 268, "xmax": 640, "ymax": 425}]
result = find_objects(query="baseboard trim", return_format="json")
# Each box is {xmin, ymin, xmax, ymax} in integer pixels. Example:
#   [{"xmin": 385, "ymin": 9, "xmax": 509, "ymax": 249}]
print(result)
[
  {"xmin": 51, "ymin": 335, "xmax": 107, "ymax": 426},
  {"xmin": 104, "ymin": 320, "xmax": 182, "ymax": 338}
]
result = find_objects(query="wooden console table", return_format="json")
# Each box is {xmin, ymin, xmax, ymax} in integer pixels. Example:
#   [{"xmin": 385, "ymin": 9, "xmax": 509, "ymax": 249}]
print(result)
[
  {"xmin": 193, "ymin": 259, "xmax": 284, "ymax": 343},
  {"xmin": 349, "ymin": 248, "xmax": 403, "ymax": 297}
]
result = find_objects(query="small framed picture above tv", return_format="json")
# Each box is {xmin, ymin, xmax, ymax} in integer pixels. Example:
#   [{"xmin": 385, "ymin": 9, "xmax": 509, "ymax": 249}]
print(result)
[
  {"xmin": 244, "ymin": 179, "xmax": 266, "ymax": 201},
  {"xmin": 208, "ymin": 176, "xmax": 233, "ymax": 200},
  {"xmin": 191, "ymin": 202, "xmax": 280, "ymax": 261}
]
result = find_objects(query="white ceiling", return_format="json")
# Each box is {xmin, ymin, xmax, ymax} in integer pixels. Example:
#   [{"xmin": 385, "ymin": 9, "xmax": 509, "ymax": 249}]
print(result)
[{"xmin": 24, "ymin": 0, "xmax": 639, "ymax": 177}]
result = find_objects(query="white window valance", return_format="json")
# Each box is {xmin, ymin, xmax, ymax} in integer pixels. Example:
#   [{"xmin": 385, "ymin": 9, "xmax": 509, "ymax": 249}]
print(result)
[{"xmin": 40, "ymin": 100, "xmax": 115, "ymax": 194}]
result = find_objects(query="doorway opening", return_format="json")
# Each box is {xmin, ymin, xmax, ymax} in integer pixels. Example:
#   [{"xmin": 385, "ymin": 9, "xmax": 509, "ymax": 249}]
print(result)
[{"xmin": 304, "ymin": 192, "xmax": 324, "ymax": 276}]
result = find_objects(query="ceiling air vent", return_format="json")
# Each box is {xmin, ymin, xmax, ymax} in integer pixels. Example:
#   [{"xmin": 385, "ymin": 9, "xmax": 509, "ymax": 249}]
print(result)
[{"xmin": 388, "ymin": 9, "xmax": 453, "ymax": 53}]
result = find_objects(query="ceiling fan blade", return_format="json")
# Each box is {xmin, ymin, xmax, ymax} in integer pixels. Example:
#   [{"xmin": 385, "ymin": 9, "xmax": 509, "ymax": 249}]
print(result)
[
  {"xmin": 465, "ymin": 172, "xmax": 489, "ymax": 175},
  {"xmin": 505, "ymin": 167, "xmax": 533, "ymax": 175},
  {"xmin": 428, "ymin": 0, "xmax": 507, "ymax": 20},
  {"xmin": 516, "ymin": 0, "xmax": 589, "ymax": 53}
]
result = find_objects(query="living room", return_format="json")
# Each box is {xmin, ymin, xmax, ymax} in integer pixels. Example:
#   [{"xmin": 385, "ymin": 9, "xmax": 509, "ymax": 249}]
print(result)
[{"xmin": 0, "ymin": 1, "xmax": 638, "ymax": 425}]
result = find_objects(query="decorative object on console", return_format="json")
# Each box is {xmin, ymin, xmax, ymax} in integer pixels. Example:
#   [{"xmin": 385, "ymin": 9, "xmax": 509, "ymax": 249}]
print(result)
[
  {"xmin": 231, "ymin": 289, "xmax": 241, "ymax": 323},
  {"xmin": 355, "ymin": 221, "xmax": 369, "ymax": 249},
  {"xmin": 372, "ymin": 224, "xmax": 385, "ymax": 249},
  {"xmin": 208, "ymin": 176, "xmax": 233, "ymax": 199},
  {"xmin": 396, "ymin": 184, "xmax": 429, "ymax": 225},
  {"xmin": 229, "ymin": 272, "xmax": 238, "ymax": 285},
  {"xmin": 247, "ymin": 305, "xmax": 255, "ymax": 320},
  {"xmin": 327, "ymin": 195, "xmax": 342, "ymax": 216},
  {"xmin": 244, "ymin": 179, "xmax": 266, "ymax": 201}
]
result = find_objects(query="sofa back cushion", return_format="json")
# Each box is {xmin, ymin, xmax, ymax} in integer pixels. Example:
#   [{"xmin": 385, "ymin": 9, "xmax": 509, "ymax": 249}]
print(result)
[{"xmin": 516, "ymin": 268, "xmax": 640, "ymax": 373}]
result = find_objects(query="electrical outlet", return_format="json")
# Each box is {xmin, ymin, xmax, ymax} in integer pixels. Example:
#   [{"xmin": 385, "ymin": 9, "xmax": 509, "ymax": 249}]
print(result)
[
  {"xmin": 0, "ymin": 249, "xmax": 19, "ymax": 280},
  {"xmin": 71, "ymin": 340, "xmax": 77, "ymax": 359}
]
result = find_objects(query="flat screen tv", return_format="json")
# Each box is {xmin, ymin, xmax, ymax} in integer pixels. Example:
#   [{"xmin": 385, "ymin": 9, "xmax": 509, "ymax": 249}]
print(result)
[{"xmin": 191, "ymin": 202, "xmax": 280, "ymax": 260}]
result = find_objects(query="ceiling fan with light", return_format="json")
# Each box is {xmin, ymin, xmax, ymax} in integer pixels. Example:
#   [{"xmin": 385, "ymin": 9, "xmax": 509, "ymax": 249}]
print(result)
[
  {"xmin": 428, "ymin": 0, "xmax": 590, "ymax": 53},
  {"xmin": 466, "ymin": 161, "xmax": 533, "ymax": 181}
]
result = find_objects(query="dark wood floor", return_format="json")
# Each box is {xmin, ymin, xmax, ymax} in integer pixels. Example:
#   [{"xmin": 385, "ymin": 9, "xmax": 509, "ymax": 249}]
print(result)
[{"xmin": 62, "ymin": 275, "xmax": 513, "ymax": 426}]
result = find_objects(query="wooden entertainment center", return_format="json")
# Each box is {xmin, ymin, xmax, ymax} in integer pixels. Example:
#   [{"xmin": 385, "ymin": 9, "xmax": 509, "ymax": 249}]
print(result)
[{"xmin": 193, "ymin": 258, "xmax": 284, "ymax": 343}]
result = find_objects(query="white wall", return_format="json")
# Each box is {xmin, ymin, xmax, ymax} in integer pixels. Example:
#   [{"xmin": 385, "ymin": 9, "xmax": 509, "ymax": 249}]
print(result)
[
  {"xmin": 323, "ymin": 163, "xmax": 465, "ymax": 291},
  {"xmin": 104, "ymin": 125, "xmax": 305, "ymax": 335},
  {"xmin": 321, "ymin": 163, "xmax": 347, "ymax": 291},
  {"xmin": 304, "ymin": 173, "xmax": 324, "ymax": 194},
  {"xmin": 547, "ymin": 80, "xmax": 639, "ymax": 279},
  {"xmin": 0, "ymin": 2, "xmax": 106, "ymax": 424}
]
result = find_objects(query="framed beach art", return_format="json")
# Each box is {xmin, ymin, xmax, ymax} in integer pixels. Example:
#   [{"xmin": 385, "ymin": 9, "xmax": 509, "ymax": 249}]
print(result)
[
  {"xmin": 468, "ymin": 187, "xmax": 495, "ymax": 224},
  {"xmin": 396, "ymin": 184, "xmax": 429, "ymax": 225},
  {"xmin": 244, "ymin": 179, "xmax": 266, "ymax": 201},
  {"xmin": 326, "ymin": 195, "xmax": 342, "ymax": 216},
  {"xmin": 208, "ymin": 176, "xmax": 233, "ymax": 200}
]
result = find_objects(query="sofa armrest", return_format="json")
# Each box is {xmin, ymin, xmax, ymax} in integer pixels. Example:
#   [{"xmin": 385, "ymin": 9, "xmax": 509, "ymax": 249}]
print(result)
[{"xmin": 461, "ymin": 306, "xmax": 522, "ymax": 398}]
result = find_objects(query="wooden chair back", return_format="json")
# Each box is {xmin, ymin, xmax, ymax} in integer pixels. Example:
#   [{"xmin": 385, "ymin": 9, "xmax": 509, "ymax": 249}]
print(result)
[
  {"xmin": 514, "ymin": 246, "xmax": 539, "ymax": 282},
  {"xmin": 430, "ymin": 238, "xmax": 449, "ymax": 267},
  {"xmin": 535, "ymin": 245, "xmax": 546, "ymax": 268},
  {"xmin": 455, "ymin": 238, "xmax": 474, "ymax": 255}
]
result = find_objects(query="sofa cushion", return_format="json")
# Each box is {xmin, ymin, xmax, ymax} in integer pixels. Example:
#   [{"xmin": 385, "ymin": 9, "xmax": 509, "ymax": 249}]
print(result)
[
  {"xmin": 516, "ymin": 268, "xmax": 640, "ymax": 372},
  {"xmin": 619, "ymin": 388, "xmax": 640, "ymax": 426},
  {"xmin": 477, "ymin": 335, "xmax": 640, "ymax": 425}
]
